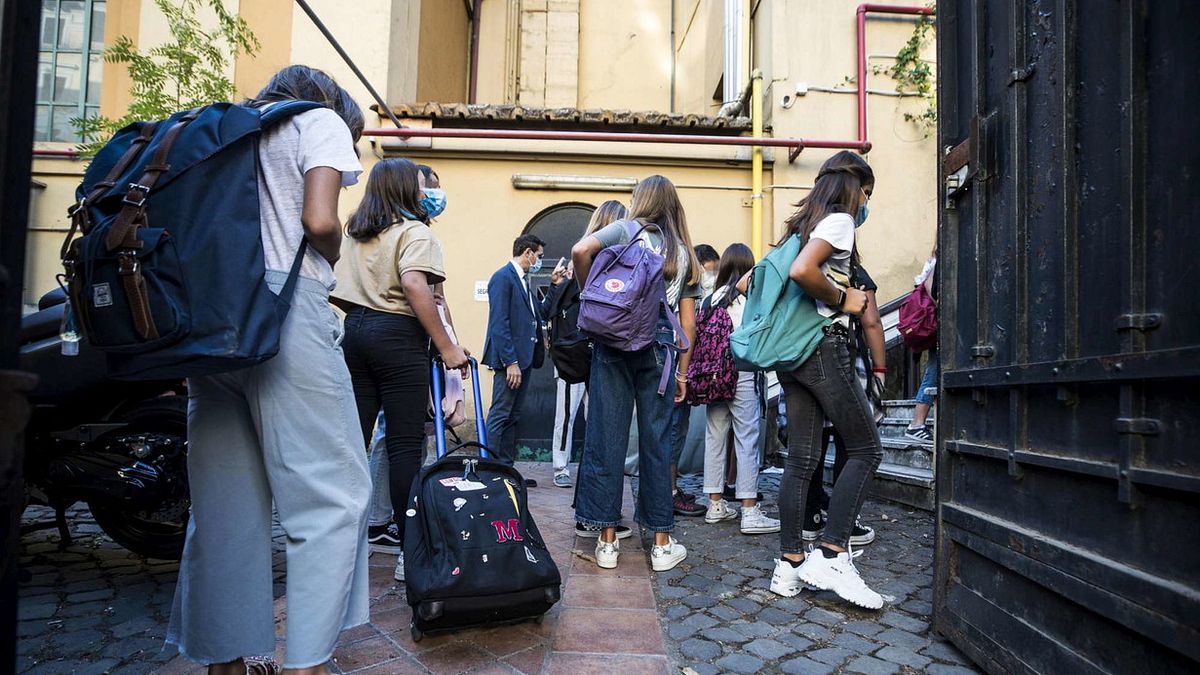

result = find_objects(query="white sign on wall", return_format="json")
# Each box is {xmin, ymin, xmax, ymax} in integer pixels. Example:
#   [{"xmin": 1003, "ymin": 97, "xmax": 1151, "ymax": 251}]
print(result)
[{"xmin": 474, "ymin": 281, "xmax": 488, "ymax": 302}]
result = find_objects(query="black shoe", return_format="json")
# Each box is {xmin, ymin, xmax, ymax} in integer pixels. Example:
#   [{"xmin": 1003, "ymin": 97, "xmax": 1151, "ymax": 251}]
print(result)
[
  {"xmin": 575, "ymin": 522, "xmax": 633, "ymax": 539},
  {"xmin": 801, "ymin": 511, "xmax": 827, "ymax": 541},
  {"xmin": 673, "ymin": 491, "xmax": 707, "ymax": 516},
  {"xmin": 368, "ymin": 522, "xmax": 402, "ymax": 554},
  {"xmin": 524, "ymin": 478, "xmax": 538, "ymax": 488},
  {"xmin": 849, "ymin": 518, "xmax": 876, "ymax": 546}
]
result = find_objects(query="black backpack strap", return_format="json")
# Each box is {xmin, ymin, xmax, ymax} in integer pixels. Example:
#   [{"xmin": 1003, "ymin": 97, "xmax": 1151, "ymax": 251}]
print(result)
[{"xmin": 275, "ymin": 238, "xmax": 310, "ymax": 315}]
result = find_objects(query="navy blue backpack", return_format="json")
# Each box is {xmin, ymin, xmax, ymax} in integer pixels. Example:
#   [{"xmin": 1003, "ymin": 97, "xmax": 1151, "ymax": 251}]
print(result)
[{"xmin": 61, "ymin": 101, "xmax": 322, "ymax": 380}]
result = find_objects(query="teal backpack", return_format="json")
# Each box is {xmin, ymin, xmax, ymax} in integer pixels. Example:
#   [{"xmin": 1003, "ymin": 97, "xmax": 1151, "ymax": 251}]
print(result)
[{"xmin": 729, "ymin": 234, "xmax": 831, "ymax": 372}]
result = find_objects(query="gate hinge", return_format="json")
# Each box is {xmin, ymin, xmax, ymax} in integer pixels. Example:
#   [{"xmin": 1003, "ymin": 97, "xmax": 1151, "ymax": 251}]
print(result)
[
  {"xmin": 970, "ymin": 344, "xmax": 995, "ymax": 358},
  {"xmin": 1116, "ymin": 313, "xmax": 1162, "ymax": 331},
  {"xmin": 1115, "ymin": 418, "xmax": 1161, "ymax": 435},
  {"xmin": 1008, "ymin": 64, "xmax": 1037, "ymax": 85}
]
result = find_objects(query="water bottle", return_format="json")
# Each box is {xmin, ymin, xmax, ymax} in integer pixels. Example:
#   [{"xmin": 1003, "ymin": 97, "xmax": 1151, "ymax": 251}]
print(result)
[{"xmin": 60, "ymin": 298, "xmax": 81, "ymax": 356}]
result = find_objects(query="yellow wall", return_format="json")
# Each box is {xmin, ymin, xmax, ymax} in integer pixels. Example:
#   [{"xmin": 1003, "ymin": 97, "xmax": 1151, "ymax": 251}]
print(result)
[
  {"xmin": 234, "ymin": 0, "xmax": 293, "ymax": 100},
  {"xmin": 416, "ymin": 0, "xmax": 470, "ymax": 103},
  {"xmin": 577, "ymin": 0, "xmax": 672, "ymax": 111}
]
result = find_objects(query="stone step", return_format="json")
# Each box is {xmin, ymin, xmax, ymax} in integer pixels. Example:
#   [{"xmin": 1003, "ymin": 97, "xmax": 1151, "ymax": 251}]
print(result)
[
  {"xmin": 871, "ymin": 462, "xmax": 935, "ymax": 511},
  {"xmin": 880, "ymin": 399, "xmax": 937, "ymax": 423},
  {"xmin": 881, "ymin": 437, "xmax": 933, "ymax": 470}
]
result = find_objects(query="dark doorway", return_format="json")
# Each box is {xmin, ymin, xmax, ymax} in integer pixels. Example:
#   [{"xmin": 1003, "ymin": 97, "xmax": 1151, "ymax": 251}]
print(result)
[{"xmin": 515, "ymin": 202, "xmax": 594, "ymax": 457}]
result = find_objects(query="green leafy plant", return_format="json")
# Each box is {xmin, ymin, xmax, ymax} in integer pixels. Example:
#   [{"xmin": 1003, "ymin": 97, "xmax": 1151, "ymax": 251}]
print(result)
[
  {"xmin": 71, "ymin": 0, "xmax": 259, "ymax": 156},
  {"xmin": 874, "ymin": 8, "xmax": 936, "ymax": 131}
]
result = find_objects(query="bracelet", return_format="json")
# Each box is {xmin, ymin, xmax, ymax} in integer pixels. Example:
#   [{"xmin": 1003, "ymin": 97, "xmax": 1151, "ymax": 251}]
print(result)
[
  {"xmin": 872, "ymin": 367, "xmax": 888, "ymax": 374},
  {"xmin": 675, "ymin": 373, "xmax": 688, "ymax": 382},
  {"xmin": 837, "ymin": 289, "xmax": 847, "ymax": 309}
]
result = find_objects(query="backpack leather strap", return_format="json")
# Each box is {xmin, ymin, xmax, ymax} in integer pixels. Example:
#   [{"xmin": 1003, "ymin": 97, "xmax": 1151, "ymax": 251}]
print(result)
[
  {"xmin": 104, "ymin": 108, "xmax": 203, "ymax": 252},
  {"xmin": 60, "ymin": 122, "xmax": 160, "ymax": 260}
]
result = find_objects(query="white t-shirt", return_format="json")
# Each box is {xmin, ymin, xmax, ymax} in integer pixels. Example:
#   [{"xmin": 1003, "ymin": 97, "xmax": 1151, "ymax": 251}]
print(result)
[
  {"xmin": 807, "ymin": 212, "xmax": 856, "ymax": 326},
  {"xmin": 257, "ymin": 106, "xmax": 363, "ymax": 289}
]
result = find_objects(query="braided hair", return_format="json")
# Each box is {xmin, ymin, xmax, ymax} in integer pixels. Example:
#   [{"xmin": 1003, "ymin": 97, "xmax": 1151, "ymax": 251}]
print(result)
[{"xmin": 778, "ymin": 151, "xmax": 874, "ymax": 268}]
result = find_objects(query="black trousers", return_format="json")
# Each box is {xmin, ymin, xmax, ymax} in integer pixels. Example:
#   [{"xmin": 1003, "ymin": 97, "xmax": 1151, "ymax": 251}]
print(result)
[{"xmin": 342, "ymin": 307, "xmax": 430, "ymax": 539}]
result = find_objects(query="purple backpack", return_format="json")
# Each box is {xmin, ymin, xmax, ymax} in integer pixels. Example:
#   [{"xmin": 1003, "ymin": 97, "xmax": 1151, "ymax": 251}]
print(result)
[
  {"xmin": 578, "ymin": 220, "xmax": 689, "ymax": 393},
  {"xmin": 685, "ymin": 301, "xmax": 737, "ymax": 405}
]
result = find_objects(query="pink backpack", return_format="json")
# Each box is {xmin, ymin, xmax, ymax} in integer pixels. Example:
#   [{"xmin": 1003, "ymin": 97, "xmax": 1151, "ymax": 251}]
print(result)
[
  {"xmin": 686, "ymin": 302, "xmax": 738, "ymax": 405},
  {"xmin": 898, "ymin": 284, "xmax": 938, "ymax": 352}
]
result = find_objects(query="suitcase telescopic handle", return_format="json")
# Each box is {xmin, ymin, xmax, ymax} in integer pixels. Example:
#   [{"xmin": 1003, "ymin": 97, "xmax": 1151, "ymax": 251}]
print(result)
[{"xmin": 430, "ymin": 355, "xmax": 489, "ymax": 459}]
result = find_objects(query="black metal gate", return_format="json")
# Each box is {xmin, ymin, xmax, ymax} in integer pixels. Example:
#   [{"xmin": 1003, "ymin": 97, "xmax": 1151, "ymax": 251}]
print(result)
[{"xmin": 933, "ymin": 1, "xmax": 1200, "ymax": 673}]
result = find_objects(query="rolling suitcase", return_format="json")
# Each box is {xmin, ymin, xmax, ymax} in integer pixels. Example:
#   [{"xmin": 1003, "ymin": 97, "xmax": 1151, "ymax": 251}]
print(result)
[{"xmin": 402, "ymin": 356, "xmax": 562, "ymax": 641}]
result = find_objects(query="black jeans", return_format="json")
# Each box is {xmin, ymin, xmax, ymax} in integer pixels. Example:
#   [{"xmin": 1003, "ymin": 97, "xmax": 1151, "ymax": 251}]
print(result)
[
  {"xmin": 342, "ymin": 307, "xmax": 430, "ymax": 539},
  {"xmin": 778, "ymin": 330, "xmax": 883, "ymax": 551},
  {"xmin": 804, "ymin": 427, "xmax": 850, "ymax": 519}
]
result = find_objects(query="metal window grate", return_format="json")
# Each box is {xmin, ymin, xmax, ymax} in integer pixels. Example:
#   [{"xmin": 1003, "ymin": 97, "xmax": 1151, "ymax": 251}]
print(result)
[{"xmin": 36, "ymin": 0, "xmax": 105, "ymax": 142}]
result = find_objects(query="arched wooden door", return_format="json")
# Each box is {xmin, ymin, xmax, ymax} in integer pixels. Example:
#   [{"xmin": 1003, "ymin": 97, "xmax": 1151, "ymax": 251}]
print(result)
[{"xmin": 515, "ymin": 202, "xmax": 595, "ymax": 458}]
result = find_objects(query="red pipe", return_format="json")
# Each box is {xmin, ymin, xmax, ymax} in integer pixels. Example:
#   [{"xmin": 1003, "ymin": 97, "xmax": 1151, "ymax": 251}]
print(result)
[
  {"xmin": 363, "ymin": 126, "xmax": 870, "ymax": 152},
  {"xmin": 32, "ymin": 149, "xmax": 80, "ymax": 158},
  {"xmin": 857, "ymin": 4, "xmax": 936, "ymax": 146}
]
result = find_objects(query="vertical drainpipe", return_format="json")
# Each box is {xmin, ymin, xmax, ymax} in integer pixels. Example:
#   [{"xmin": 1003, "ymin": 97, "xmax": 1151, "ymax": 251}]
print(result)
[
  {"xmin": 751, "ymin": 69, "xmax": 764, "ymax": 258},
  {"xmin": 468, "ymin": 0, "xmax": 482, "ymax": 104}
]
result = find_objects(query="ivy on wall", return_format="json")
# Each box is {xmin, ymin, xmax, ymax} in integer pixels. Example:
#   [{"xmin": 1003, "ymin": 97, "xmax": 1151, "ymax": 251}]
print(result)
[{"xmin": 875, "ymin": 8, "xmax": 937, "ymax": 132}]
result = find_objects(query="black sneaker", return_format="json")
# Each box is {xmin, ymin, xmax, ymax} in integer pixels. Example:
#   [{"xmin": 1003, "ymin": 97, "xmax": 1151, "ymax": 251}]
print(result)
[
  {"xmin": 575, "ymin": 522, "xmax": 633, "ymax": 539},
  {"xmin": 801, "ymin": 511, "xmax": 826, "ymax": 541},
  {"xmin": 673, "ymin": 491, "xmax": 707, "ymax": 516},
  {"xmin": 368, "ymin": 522, "xmax": 402, "ymax": 555},
  {"xmin": 849, "ymin": 517, "xmax": 876, "ymax": 546},
  {"xmin": 904, "ymin": 426, "xmax": 934, "ymax": 443}
]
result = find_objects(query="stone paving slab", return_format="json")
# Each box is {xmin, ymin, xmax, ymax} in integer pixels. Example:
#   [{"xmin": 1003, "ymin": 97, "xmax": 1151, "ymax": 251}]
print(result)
[
  {"xmin": 18, "ymin": 463, "xmax": 671, "ymax": 674},
  {"xmin": 661, "ymin": 472, "xmax": 981, "ymax": 674}
]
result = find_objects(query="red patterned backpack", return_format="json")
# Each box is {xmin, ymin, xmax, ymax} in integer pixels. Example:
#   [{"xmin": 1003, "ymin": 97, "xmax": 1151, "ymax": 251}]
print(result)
[{"xmin": 686, "ymin": 296, "xmax": 738, "ymax": 405}]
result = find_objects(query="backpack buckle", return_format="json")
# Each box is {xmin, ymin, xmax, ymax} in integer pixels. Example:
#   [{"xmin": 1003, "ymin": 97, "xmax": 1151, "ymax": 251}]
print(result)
[
  {"xmin": 118, "ymin": 253, "xmax": 140, "ymax": 275},
  {"xmin": 123, "ymin": 183, "xmax": 152, "ymax": 207}
]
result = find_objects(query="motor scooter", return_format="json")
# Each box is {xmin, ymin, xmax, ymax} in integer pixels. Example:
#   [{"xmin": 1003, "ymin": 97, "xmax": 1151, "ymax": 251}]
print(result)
[{"xmin": 19, "ymin": 287, "xmax": 189, "ymax": 559}]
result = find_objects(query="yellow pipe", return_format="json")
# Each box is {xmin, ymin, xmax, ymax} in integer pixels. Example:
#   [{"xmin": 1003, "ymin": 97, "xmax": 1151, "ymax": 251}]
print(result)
[{"xmin": 751, "ymin": 69, "xmax": 764, "ymax": 258}]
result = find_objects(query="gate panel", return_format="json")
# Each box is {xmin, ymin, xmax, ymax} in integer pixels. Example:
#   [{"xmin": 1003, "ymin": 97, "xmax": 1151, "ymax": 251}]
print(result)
[{"xmin": 933, "ymin": 0, "xmax": 1200, "ymax": 672}]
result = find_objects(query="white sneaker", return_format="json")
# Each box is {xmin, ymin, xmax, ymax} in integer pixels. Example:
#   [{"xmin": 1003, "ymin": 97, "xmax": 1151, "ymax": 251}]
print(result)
[
  {"xmin": 770, "ymin": 558, "xmax": 805, "ymax": 597},
  {"xmin": 740, "ymin": 506, "xmax": 781, "ymax": 534},
  {"xmin": 393, "ymin": 552, "xmax": 405, "ymax": 582},
  {"xmin": 650, "ymin": 537, "xmax": 687, "ymax": 572},
  {"xmin": 704, "ymin": 499, "xmax": 739, "ymax": 524},
  {"xmin": 798, "ymin": 547, "xmax": 884, "ymax": 609},
  {"xmin": 595, "ymin": 538, "xmax": 620, "ymax": 569}
]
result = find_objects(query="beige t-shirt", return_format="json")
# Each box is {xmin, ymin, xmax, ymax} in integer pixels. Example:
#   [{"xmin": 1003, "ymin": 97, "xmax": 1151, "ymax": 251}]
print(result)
[{"xmin": 332, "ymin": 219, "xmax": 445, "ymax": 317}]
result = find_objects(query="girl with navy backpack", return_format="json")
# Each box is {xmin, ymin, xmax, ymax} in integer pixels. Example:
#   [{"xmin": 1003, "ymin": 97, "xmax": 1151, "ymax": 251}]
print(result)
[
  {"xmin": 571, "ymin": 175, "xmax": 701, "ymax": 573},
  {"xmin": 696, "ymin": 244, "xmax": 781, "ymax": 535},
  {"xmin": 752, "ymin": 151, "xmax": 886, "ymax": 610}
]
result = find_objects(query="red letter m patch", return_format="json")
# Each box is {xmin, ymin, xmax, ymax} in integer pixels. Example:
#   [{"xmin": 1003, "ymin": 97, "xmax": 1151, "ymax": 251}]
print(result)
[{"xmin": 491, "ymin": 518, "xmax": 524, "ymax": 543}]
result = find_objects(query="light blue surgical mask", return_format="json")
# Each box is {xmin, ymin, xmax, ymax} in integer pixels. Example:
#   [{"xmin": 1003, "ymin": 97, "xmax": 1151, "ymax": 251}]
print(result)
[
  {"xmin": 528, "ymin": 254, "xmax": 543, "ymax": 274},
  {"xmin": 419, "ymin": 187, "xmax": 447, "ymax": 219},
  {"xmin": 855, "ymin": 203, "xmax": 869, "ymax": 227}
]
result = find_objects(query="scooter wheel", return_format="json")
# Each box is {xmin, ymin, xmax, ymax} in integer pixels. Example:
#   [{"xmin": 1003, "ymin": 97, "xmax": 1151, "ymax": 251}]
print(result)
[{"xmin": 411, "ymin": 625, "xmax": 423, "ymax": 642}]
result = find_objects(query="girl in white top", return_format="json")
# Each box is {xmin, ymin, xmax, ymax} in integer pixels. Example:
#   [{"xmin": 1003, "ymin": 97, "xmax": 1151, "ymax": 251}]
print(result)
[{"xmin": 701, "ymin": 244, "xmax": 781, "ymax": 535}]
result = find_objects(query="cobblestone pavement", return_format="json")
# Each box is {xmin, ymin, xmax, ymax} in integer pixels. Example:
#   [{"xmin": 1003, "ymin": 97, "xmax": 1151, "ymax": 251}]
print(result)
[{"xmin": 656, "ymin": 472, "xmax": 981, "ymax": 675}]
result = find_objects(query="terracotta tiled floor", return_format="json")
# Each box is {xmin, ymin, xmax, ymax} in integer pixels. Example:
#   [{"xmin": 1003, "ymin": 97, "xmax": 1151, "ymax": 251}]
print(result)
[{"xmin": 161, "ymin": 462, "xmax": 669, "ymax": 674}]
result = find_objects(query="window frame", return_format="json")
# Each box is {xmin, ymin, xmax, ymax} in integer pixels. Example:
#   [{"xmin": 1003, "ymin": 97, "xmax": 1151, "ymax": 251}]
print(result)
[{"xmin": 36, "ymin": 0, "xmax": 106, "ymax": 143}]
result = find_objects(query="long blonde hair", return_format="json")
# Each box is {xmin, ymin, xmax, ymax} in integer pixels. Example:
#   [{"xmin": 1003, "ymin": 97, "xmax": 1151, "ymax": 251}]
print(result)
[
  {"xmin": 627, "ymin": 175, "xmax": 700, "ymax": 284},
  {"xmin": 585, "ymin": 200, "xmax": 627, "ymax": 236}
]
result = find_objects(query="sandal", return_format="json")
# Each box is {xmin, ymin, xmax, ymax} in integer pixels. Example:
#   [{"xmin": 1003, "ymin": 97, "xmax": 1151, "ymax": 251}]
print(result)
[{"xmin": 244, "ymin": 658, "xmax": 282, "ymax": 675}]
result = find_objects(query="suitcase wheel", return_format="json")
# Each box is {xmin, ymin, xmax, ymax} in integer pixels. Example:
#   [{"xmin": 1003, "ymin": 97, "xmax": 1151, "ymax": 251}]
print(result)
[
  {"xmin": 545, "ymin": 585, "xmax": 561, "ymax": 604},
  {"xmin": 411, "ymin": 624, "xmax": 423, "ymax": 643}
]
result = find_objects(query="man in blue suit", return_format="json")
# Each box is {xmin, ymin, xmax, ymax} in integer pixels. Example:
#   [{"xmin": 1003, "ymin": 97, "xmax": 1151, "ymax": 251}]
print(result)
[{"xmin": 483, "ymin": 234, "xmax": 562, "ymax": 480}]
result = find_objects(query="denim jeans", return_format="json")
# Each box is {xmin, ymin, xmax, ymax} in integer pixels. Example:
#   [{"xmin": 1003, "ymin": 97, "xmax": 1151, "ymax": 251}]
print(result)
[
  {"xmin": 804, "ymin": 427, "xmax": 850, "ymax": 519},
  {"xmin": 342, "ymin": 307, "xmax": 430, "ymax": 542},
  {"xmin": 915, "ymin": 350, "xmax": 939, "ymax": 404},
  {"xmin": 669, "ymin": 401, "xmax": 691, "ymax": 467},
  {"xmin": 778, "ymin": 331, "xmax": 883, "ymax": 551},
  {"xmin": 486, "ymin": 366, "xmax": 532, "ymax": 465},
  {"xmin": 367, "ymin": 411, "xmax": 392, "ymax": 527},
  {"xmin": 575, "ymin": 324, "xmax": 678, "ymax": 533}
]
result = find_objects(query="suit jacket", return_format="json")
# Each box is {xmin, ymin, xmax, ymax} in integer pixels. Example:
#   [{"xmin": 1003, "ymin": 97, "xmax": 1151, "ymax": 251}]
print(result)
[{"xmin": 482, "ymin": 263, "xmax": 544, "ymax": 370}]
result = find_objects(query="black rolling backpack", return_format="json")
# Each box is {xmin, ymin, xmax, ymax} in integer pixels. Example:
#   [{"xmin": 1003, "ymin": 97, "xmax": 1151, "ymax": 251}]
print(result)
[{"xmin": 403, "ymin": 357, "xmax": 562, "ymax": 642}]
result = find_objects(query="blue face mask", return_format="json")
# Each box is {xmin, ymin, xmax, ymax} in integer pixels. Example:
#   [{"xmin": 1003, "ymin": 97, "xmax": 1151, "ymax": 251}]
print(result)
[
  {"xmin": 855, "ymin": 203, "xmax": 869, "ymax": 227},
  {"xmin": 528, "ymin": 254, "xmax": 543, "ymax": 274},
  {"xmin": 419, "ymin": 188, "xmax": 446, "ymax": 219}
]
